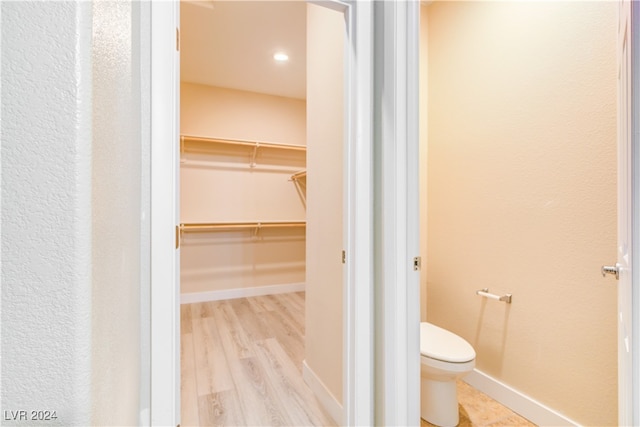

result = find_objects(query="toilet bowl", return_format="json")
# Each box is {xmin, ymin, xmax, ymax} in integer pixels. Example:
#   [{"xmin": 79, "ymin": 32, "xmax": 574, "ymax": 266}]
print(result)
[{"xmin": 420, "ymin": 322, "xmax": 476, "ymax": 427}]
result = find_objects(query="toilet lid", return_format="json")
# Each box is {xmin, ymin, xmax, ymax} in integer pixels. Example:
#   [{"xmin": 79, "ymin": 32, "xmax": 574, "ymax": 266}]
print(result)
[{"xmin": 420, "ymin": 322, "xmax": 476, "ymax": 363}]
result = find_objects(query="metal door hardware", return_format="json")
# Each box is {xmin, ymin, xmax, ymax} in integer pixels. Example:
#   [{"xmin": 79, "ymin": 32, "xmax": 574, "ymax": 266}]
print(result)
[{"xmin": 601, "ymin": 264, "xmax": 620, "ymax": 280}]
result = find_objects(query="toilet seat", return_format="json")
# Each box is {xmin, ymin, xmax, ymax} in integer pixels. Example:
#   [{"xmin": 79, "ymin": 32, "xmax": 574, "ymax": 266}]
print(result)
[{"xmin": 420, "ymin": 322, "xmax": 475, "ymax": 363}]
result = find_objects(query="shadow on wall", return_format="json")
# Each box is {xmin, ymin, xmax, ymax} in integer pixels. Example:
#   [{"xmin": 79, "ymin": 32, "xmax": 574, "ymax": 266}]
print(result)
[
  {"xmin": 291, "ymin": 174, "xmax": 307, "ymax": 208},
  {"xmin": 473, "ymin": 298, "xmax": 512, "ymax": 376}
]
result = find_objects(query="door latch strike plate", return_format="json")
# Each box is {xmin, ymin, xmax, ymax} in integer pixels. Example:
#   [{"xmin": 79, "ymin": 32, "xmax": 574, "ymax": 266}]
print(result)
[
  {"xmin": 413, "ymin": 256, "xmax": 421, "ymax": 271},
  {"xmin": 342, "ymin": 250, "xmax": 346, "ymax": 264}
]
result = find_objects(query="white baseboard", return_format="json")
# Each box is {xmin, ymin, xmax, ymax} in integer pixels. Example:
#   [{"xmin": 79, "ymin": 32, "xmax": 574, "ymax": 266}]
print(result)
[
  {"xmin": 180, "ymin": 282, "xmax": 305, "ymax": 304},
  {"xmin": 463, "ymin": 369, "xmax": 580, "ymax": 427},
  {"xmin": 302, "ymin": 360, "xmax": 343, "ymax": 425}
]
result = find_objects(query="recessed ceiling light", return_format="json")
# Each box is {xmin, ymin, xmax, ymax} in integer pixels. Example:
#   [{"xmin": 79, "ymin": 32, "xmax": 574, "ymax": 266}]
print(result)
[{"xmin": 273, "ymin": 52, "xmax": 289, "ymax": 62}]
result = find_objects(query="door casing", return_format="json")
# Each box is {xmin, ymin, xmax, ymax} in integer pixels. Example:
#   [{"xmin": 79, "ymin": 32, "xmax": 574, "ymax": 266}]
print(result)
[
  {"xmin": 619, "ymin": 1, "xmax": 640, "ymax": 424},
  {"xmin": 150, "ymin": 1, "xmax": 180, "ymax": 425},
  {"xmin": 149, "ymin": 1, "xmax": 380, "ymax": 425}
]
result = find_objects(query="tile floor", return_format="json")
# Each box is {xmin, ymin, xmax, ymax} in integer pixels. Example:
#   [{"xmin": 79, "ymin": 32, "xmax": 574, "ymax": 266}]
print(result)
[{"xmin": 420, "ymin": 381, "xmax": 537, "ymax": 427}]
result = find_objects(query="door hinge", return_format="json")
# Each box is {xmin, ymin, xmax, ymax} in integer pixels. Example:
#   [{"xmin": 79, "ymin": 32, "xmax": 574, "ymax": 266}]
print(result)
[
  {"xmin": 176, "ymin": 28, "xmax": 180, "ymax": 51},
  {"xmin": 342, "ymin": 250, "xmax": 346, "ymax": 264},
  {"xmin": 413, "ymin": 256, "xmax": 422, "ymax": 271}
]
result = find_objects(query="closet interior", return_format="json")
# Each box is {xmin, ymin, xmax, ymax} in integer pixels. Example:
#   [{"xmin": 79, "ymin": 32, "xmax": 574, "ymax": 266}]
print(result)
[
  {"xmin": 179, "ymin": 1, "xmax": 308, "ymax": 301},
  {"xmin": 179, "ymin": 1, "xmax": 345, "ymax": 424},
  {"xmin": 179, "ymin": 88, "xmax": 308, "ymax": 299}
]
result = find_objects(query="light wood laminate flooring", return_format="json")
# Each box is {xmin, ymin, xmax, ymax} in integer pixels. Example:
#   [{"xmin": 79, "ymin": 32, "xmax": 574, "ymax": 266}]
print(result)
[{"xmin": 181, "ymin": 292, "xmax": 336, "ymax": 427}]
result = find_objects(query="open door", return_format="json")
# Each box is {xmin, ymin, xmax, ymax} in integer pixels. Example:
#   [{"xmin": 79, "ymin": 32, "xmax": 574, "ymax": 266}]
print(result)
[
  {"xmin": 150, "ymin": 1, "xmax": 180, "ymax": 425},
  {"xmin": 609, "ymin": 1, "xmax": 637, "ymax": 424}
]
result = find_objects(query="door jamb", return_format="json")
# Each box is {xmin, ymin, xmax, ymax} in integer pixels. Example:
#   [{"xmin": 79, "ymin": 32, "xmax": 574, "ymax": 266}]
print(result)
[
  {"xmin": 333, "ymin": 1, "xmax": 376, "ymax": 424},
  {"xmin": 628, "ymin": 3, "xmax": 640, "ymax": 424},
  {"xmin": 373, "ymin": 1, "xmax": 421, "ymax": 425},
  {"xmin": 150, "ymin": 1, "xmax": 180, "ymax": 425},
  {"xmin": 148, "ymin": 1, "xmax": 376, "ymax": 425}
]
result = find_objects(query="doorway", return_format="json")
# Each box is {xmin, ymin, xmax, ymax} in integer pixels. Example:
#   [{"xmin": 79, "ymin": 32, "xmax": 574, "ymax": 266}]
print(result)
[
  {"xmin": 176, "ymin": 1, "xmax": 349, "ymax": 425},
  {"xmin": 150, "ymin": 0, "xmax": 377, "ymax": 425},
  {"xmin": 419, "ymin": 2, "xmax": 625, "ymax": 426},
  {"xmin": 150, "ymin": 2, "xmax": 639, "ymax": 426},
  {"xmin": 151, "ymin": 2, "xmax": 378, "ymax": 423}
]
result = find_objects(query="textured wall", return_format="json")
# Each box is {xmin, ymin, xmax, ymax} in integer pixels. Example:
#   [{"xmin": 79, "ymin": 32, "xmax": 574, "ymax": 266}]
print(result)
[
  {"xmin": 1, "ymin": 2, "xmax": 93, "ymax": 425},
  {"xmin": 91, "ymin": 1, "xmax": 142, "ymax": 425},
  {"xmin": 424, "ymin": 2, "xmax": 617, "ymax": 425},
  {"xmin": 1, "ymin": 1, "xmax": 145, "ymax": 425},
  {"xmin": 305, "ymin": 3, "xmax": 344, "ymax": 404}
]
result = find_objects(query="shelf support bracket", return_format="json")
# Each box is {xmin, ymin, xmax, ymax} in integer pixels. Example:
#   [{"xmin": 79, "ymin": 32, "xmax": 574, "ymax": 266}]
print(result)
[{"xmin": 250, "ymin": 142, "xmax": 260, "ymax": 168}]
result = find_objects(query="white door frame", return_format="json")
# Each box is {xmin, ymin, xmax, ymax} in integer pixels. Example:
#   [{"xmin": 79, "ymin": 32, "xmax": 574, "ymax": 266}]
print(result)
[
  {"xmin": 333, "ymin": 0, "xmax": 376, "ymax": 424},
  {"xmin": 150, "ymin": 1, "xmax": 180, "ymax": 425},
  {"xmin": 623, "ymin": 2, "xmax": 640, "ymax": 424},
  {"xmin": 149, "ymin": 1, "xmax": 376, "ymax": 425},
  {"xmin": 373, "ymin": 1, "xmax": 421, "ymax": 425}
]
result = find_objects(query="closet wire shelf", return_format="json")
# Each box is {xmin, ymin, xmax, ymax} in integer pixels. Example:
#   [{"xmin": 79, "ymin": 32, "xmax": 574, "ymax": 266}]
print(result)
[
  {"xmin": 180, "ymin": 135, "xmax": 306, "ymax": 168},
  {"xmin": 180, "ymin": 221, "xmax": 306, "ymax": 238}
]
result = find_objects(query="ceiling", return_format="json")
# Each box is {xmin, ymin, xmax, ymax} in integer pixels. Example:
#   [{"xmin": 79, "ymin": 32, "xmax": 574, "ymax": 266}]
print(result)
[{"xmin": 180, "ymin": 0, "xmax": 307, "ymax": 100}]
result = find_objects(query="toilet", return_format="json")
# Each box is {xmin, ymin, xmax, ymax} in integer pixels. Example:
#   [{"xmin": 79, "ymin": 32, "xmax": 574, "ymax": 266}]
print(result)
[{"xmin": 420, "ymin": 322, "xmax": 476, "ymax": 427}]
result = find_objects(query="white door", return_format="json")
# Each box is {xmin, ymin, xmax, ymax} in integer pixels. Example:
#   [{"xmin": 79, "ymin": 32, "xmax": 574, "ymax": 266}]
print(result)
[
  {"xmin": 612, "ymin": 1, "xmax": 635, "ymax": 424},
  {"xmin": 150, "ymin": 1, "xmax": 180, "ymax": 425}
]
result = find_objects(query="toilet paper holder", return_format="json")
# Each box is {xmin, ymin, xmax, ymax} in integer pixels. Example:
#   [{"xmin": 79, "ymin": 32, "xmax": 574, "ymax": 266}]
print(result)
[{"xmin": 476, "ymin": 288, "xmax": 512, "ymax": 303}]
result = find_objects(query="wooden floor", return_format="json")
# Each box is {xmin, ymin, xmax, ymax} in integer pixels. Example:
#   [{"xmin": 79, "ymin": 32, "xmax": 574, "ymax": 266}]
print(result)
[{"xmin": 180, "ymin": 292, "xmax": 336, "ymax": 427}]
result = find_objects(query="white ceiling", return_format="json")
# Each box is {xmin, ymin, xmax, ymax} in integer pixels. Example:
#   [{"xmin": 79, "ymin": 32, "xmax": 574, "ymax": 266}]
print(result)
[{"xmin": 180, "ymin": 0, "xmax": 307, "ymax": 100}]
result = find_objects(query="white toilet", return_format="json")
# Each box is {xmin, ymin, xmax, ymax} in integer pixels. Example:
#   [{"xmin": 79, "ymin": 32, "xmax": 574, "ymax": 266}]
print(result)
[{"xmin": 420, "ymin": 322, "xmax": 476, "ymax": 427}]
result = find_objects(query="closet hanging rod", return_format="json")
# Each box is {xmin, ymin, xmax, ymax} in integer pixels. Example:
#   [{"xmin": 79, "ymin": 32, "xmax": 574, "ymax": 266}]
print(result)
[
  {"xmin": 180, "ymin": 221, "xmax": 306, "ymax": 232},
  {"xmin": 180, "ymin": 135, "xmax": 307, "ymax": 152}
]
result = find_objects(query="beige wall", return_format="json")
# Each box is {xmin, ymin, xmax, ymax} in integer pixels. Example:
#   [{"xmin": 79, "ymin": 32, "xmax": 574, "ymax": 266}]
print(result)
[
  {"xmin": 305, "ymin": 4, "xmax": 344, "ymax": 405},
  {"xmin": 180, "ymin": 83, "xmax": 307, "ymax": 294},
  {"xmin": 181, "ymin": 83, "xmax": 306, "ymax": 145},
  {"xmin": 423, "ymin": 2, "xmax": 617, "ymax": 425}
]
